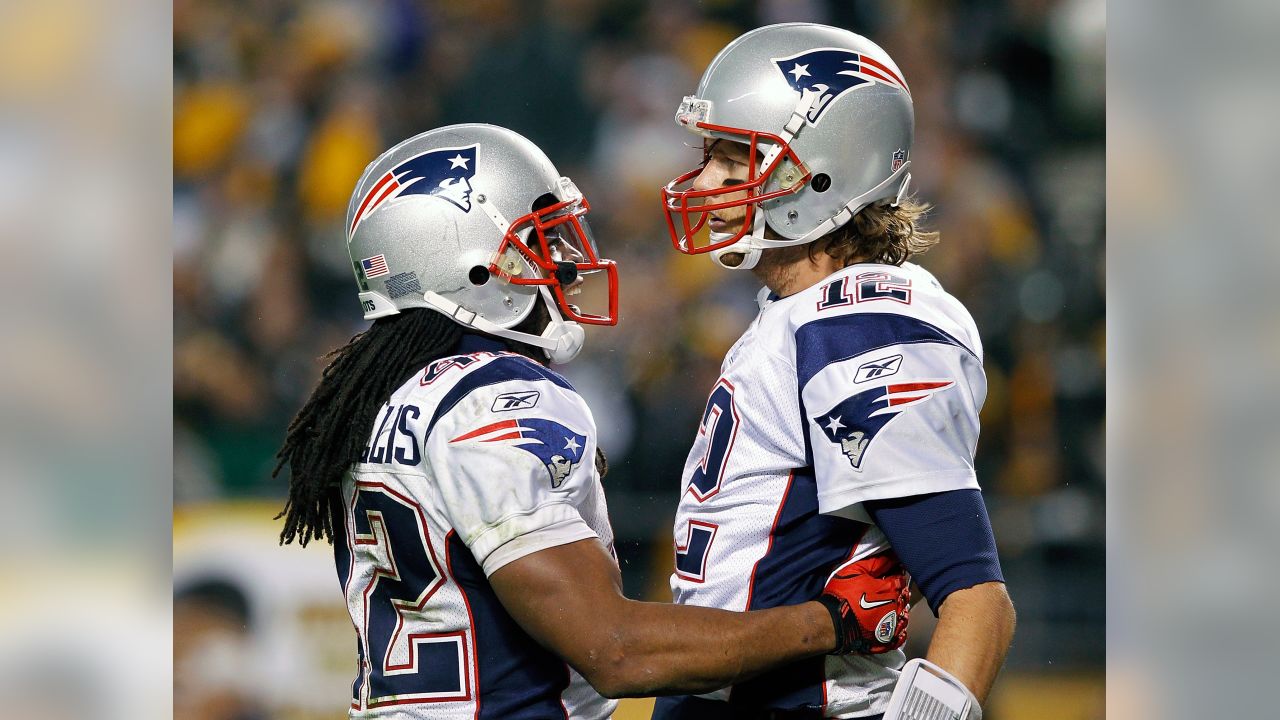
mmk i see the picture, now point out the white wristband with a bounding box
[882,659,982,720]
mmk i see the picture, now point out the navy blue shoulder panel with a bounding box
[424,354,575,438]
[794,313,974,388]
[864,489,1004,614]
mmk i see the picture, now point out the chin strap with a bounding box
[429,183,585,364]
[709,90,815,271]
[709,165,913,270]
[708,88,916,269]
[422,289,585,365]
[790,166,912,245]
[710,233,761,270]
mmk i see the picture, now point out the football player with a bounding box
[656,24,1016,719]
[275,124,914,718]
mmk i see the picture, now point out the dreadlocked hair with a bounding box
[274,302,610,546]
[811,196,939,267]
[274,309,463,546]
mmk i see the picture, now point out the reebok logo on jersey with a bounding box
[491,390,540,412]
[854,354,903,383]
[814,380,954,469]
[450,418,587,488]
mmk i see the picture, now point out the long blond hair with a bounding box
[812,197,939,266]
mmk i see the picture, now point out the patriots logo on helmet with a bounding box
[349,144,479,236]
[814,380,953,469]
[773,48,910,125]
[450,418,588,488]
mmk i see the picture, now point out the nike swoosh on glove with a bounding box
[817,550,912,655]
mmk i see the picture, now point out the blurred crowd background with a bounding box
[174,0,1104,717]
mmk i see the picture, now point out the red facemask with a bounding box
[490,194,619,326]
[660,123,810,255]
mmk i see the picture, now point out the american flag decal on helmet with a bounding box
[360,254,389,279]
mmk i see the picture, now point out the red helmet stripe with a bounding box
[859,55,908,92]
[350,172,397,233]
[855,65,898,89]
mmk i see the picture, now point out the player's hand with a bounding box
[817,551,911,655]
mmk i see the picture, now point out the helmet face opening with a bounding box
[660,122,810,255]
[490,192,619,326]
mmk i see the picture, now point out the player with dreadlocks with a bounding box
[275,124,916,719]
[277,308,457,546]
[275,301,587,546]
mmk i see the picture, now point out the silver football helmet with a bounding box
[661,23,914,270]
[346,124,618,364]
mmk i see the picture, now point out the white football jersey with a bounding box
[333,339,617,719]
[665,262,985,718]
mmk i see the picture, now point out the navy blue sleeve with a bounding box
[863,489,1004,615]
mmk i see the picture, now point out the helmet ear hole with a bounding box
[531,192,558,212]
[468,266,491,286]
[812,173,832,192]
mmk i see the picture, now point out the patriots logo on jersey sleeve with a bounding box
[450,418,587,488]
[773,48,910,125]
[349,144,479,236]
[814,381,953,469]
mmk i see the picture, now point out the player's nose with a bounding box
[691,160,727,194]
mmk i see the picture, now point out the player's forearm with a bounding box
[591,600,835,698]
[924,581,1015,704]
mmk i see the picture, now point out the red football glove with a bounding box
[817,551,911,655]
